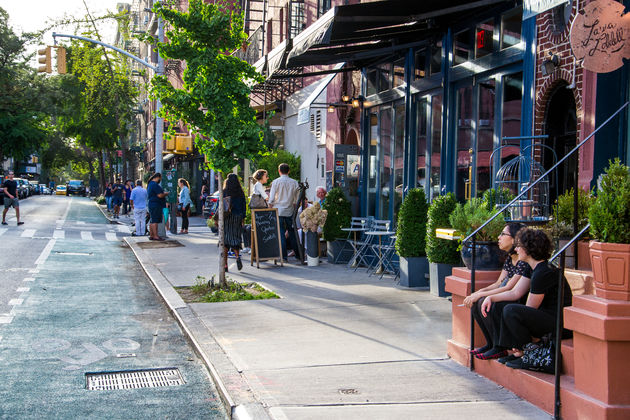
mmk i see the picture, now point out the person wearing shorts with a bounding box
[111,179,124,219]
[2,171,23,226]
[147,172,168,241]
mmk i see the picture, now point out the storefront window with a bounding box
[416,98,428,190]
[501,7,522,49]
[379,63,392,92]
[393,103,405,222]
[455,86,473,201]
[415,49,426,79]
[366,68,378,97]
[477,79,495,196]
[453,29,473,66]
[430,95,443,200]
[393,58,405,88]
[379,108,392,219]
[501,72,523,165]
[430,41,442,75]
[475,19,494,59]
[367,112,378,216]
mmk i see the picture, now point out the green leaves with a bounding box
[426,193,460,264]
[588,158,630,244]
[149,0,265,174]
[322,187,352,241]
[396,188,428,258]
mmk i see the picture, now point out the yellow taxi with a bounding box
[55,185,67,195]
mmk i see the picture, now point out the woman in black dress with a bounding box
[222,174,246,271]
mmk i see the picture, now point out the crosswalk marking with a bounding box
[21,229,36,238]
[8,299,23,306]
[116,225,130,233]
[80,231,94,240]
[16,287,30,293]
[0,315,14,324]
[23,277,35,282]
[0,228,7,237]
[106,232,118,241]
[53,230,65,239]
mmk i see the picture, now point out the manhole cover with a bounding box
[85,368,185,390]
[338,388,359,395]
[137,240,184,249]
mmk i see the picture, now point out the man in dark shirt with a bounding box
[111,178,124,219]
[2,171,23,226]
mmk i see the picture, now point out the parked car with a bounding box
[42,186,52,195]
[202,191,219,219]
[56,185,67,195]
[14,178,29,199]
[28,180,40,195]
[66,180,86,196]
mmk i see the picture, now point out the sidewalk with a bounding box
[123,223,549,420]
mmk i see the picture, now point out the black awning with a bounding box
[284,0,512,68]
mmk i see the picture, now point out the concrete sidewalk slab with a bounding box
[126,231,550,419]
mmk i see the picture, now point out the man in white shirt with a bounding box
[130,180,148,236]
[268,163,299,261]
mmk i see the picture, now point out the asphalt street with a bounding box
[0,195,228,419]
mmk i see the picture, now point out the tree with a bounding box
[148,0,266,286]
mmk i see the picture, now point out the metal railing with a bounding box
[462,101,629,419]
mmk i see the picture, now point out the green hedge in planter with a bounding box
[449,197,505,242]
[322,187,352,241]
[396,188,428,257]
[426,193,460,265]
[588,158,630,244]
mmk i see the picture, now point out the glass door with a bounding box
[415,94,443,201]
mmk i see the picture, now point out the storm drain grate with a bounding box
[86,368,185,390]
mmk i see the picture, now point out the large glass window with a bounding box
[393,103,405,222]
[367,112,378,216]
[415,49,427,79]
[501,7,522,49]
[455,86,474,201]
[416,98,428,190]
[393,58,405,88]
[379,108,392,219]
[430,41,442,75]
[366,69,378,97]
[477,79,495,196]
[475,19,494,59]
[379,63,392,92]
[453,29,473,66]
[430,95,443,200]
[501,72,523,164]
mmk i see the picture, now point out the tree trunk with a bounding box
[217,171,227,288]
[99,150,106,194]
[107,151,114,182]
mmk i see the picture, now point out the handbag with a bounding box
[223,196,232,214]
[520,333,557,374]
[249,193,267,209]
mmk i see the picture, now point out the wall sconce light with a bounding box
[341,94,350,103]
[542,52,560,76]
[351,95,365,108]
[328,105,336,113]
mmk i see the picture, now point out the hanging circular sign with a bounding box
[570,0,630,73]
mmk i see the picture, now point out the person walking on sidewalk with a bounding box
[2,171,23,226]
[130,180,148,236]
[123,180,133,216]
[178,178,192,234]
[147,173,168,241]
[222,173,246,271]
[105,182,113,213]
[268,163,299,261]
[111,179,124,219]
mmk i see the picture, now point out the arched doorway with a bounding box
[543,82,577,202]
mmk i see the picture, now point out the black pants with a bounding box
[181,204,190,230]
[242,224,251,248]
[279,216,297,260]
[498,304,556,350]
[472,298,515,348]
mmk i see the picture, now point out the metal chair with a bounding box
[377,235,400,279]
[335,217,370,264]
[354,219,390,272]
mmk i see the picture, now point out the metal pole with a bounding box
[155,6,165,175]
[554,253,566,420]
[469,233,476,371]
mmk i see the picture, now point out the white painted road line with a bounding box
[0,228,7,237]
[106,232,118,241]
[29,269,39,274]
[116,225,130,233]
[16,287,30,293]
[35,239,56,266]
[8,299,23,306]
[53,230,65,239]
[21,229,36,238]
[0,315,14,324]
[81,231,94,240]
[23,277,35,282]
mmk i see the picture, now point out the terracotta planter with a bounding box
[589,241,630,301]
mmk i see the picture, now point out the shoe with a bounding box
[498,354,519,364]
[228,251,236,259]
[17,222,24,226]
[476,348,509,360]
[1,221,7,225]
[236,257,243,271]
[470,345,491,356]
[506,357,524,369]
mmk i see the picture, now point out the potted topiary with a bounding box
[449,195,506,270]
[322,187,352,263]
[549,187,593,269]
[396,188,429,288]
[426,193,461,297]
[587,158,630,300]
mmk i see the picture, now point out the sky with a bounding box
[1,0,122,66]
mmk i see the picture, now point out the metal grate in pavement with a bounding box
[137,240,184,249]
[86,368,185,390]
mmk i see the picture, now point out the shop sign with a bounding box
[523,0,570,20]
[570,0,630,73]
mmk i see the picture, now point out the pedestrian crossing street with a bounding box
[0,226,130,242]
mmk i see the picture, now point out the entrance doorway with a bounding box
[543,82,577,201]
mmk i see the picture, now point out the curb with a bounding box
[123,237,269,420]
[93,200,123,225]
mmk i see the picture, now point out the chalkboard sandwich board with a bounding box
[251,208,283,268]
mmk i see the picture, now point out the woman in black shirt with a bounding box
[497,229,572,367]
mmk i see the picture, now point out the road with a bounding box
[0,195,228,419]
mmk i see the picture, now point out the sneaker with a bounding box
[227,250,236,259]
[506,357,524,369]
[17,222,24,226]
[236,258,243,271]
[498,354,519,365]
[1,221,7,225]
